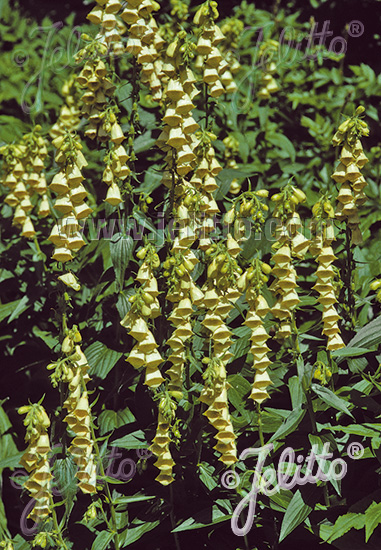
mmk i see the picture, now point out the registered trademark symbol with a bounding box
[347,442,365,459]
[136,448,153,460]
[348,20,364,38]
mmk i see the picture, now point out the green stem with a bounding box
[257,403,265,447]
[290,313,300,357]
[305,389,317,435]
[290,310,319,434]
[167,148,177,221]
[92,427,121,550]
[81,378,121,550]
[344,223,355,327]
[33,236,48,271]
[195,403,206,465]
[50,495,69,550]
[204,82,211,131]
[169,484,181,550]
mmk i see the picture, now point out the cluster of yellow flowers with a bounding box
[197,243,241,465]
[87,0,126,57]
[18,404,52,522]
[122,0,165,102]
[310,198,344,351]
[270,186,309,339]
[164,138,218,253]
[0,541,14,550]
[1,126,49,237]
[164,248,202,398]
[157,38,199,180]
[194,2,238,96]
[48,132,90,262]
[199,357,237,465]
[314,246,344,351]
[239,260,272,403]
[77,26,132,206]
[257,40,279,100]
[225,189,269,242]
[50,75,82,140]
[75,50,120,142]
[150,395,176,485]
[202,243,241,364]
[332,106,369,244]
[102,140,131,206]
[223,134,241,194]
[191,138,223,249]
[49,325,98,494]
[121,244,165,388]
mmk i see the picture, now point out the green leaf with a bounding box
[288,376,305,409]
[198,462,218,491]
[123,519,160,545]
[311,384,354,418]
[279,489,313,542]
[0,115,26,140]
[137,167,162,195]
[365,501,381,542]
[227,374,251,421]
[0,452,23,470]
[215,168,255,199]
[111,430,147,449]
[91,530,114,550]
[229,327,251,360]
[32,327,59,350]
[320,512,366,543]
[308,434,340,494]
[134,132,156,154]
[172,504,231,532]
[110,233,134,290]
[345,317,381,354]
[98,408,136,435]
[7,295,29,323]
[85,341,123,379]
[113,494,155,505]
[266,133,296,162]
[53,456,78,501]
[332,347,373,358]
[0,299,27,324]
[12,534,31,550]
[328,424,381,437]
[269,406,306,442]
[0,406,18,472]
[102,475,126,484]
[132,210,160,242]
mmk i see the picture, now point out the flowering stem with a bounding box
[204,83,212,131]
[81,378,121,550]
[291,312,318,434]
[33,236,48,271]
[50,495,69,550]
[92,429,121,550]
[344,223,356,327]
[305,390,317,435]
[256,403,265,447]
